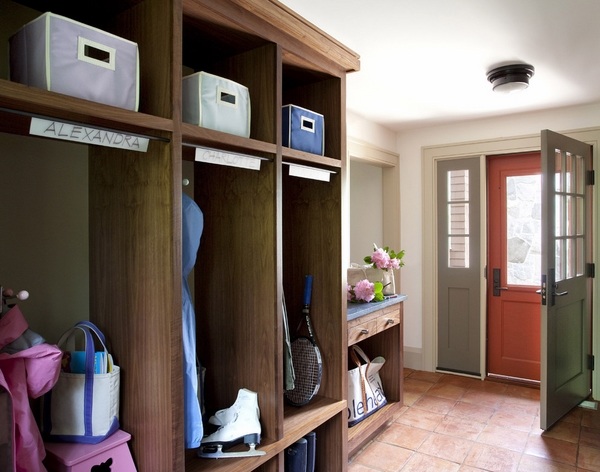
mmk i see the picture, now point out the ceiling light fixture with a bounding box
[487,63,535,93]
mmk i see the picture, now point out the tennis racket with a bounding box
[285,275,323,406]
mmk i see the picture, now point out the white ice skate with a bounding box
[199,388,266,459]
[208,388,260,426]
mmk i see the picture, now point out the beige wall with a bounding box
[349,161,383,265]
[0,133,88,344]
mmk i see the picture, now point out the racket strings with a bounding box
[286,339,322,405]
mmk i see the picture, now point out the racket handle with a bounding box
[303,275,313,306]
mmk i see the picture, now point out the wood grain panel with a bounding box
[89,1,180,470]
[194,160,279,440]
[89,138,178,471]
[112,0,175,119]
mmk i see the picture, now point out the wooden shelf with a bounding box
[182,123,277,158]
[0,80,174,139]
[185,442,275,472]
[284,396,346,440]
[182,397,346,472]
[282,147,342,169]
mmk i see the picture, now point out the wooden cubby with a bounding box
[1,0,359,471]
[346,298,405,457]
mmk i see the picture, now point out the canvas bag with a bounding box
[43,321,120,444]
[347,345,387,427]
[347,263,396,296]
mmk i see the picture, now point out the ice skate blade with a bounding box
[198,443,266,459]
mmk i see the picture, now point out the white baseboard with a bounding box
[403,346,423,371]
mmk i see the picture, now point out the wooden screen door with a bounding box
[487,153,542,382]
[540,129,593,429]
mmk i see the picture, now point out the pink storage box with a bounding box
[44,429,136,472]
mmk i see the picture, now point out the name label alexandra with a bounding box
[30,118,149,152]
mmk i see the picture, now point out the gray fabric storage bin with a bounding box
[182,71,251,138]
[10,12,139,111]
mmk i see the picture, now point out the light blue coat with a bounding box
[182,193,204,448]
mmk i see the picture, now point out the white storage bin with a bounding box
[182,71,251,138]
[282,104,324,155]
[9,12,139,111]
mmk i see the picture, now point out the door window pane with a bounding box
[554,148,586,282]
[448,236,469,268]
[447,170,469,268]
[566,195,575,236]
[576,155,585,194]
[565,152,574,193]
[554,149,563,192]
[555,194,564,237]
[506,175,541,285]
[577,237,584,276]
[449,203,469,234]
[566,238,575,279]
[448,170,469,201]
[555,239,564,281]
[576,196,584,235]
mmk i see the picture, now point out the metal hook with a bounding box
[2,287,29,302]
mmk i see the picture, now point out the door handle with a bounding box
[492,268,508,296]
[553,284,568,297]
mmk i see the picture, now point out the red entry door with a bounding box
[487,152,541,382]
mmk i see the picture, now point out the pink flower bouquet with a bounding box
[347,279,384,303]
[363,244,404,271]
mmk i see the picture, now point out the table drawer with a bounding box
[348,318,378,345]
[377,311,400,332]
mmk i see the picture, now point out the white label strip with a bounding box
[30,117,149,152]
[194,146,261,171]
[287,163,332,182]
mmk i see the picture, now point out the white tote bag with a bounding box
[43,321,120,444]
[347,345,387,427]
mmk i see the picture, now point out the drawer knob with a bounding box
[385,318,394,325]
[360,328,369,334]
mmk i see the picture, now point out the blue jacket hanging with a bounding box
[182,192,204,448]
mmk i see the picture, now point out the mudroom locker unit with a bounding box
[1,0,360,471]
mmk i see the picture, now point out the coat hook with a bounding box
[2,287,29,302]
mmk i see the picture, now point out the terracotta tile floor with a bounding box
[349,369,600,471]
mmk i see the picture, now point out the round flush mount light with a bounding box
[487,63,535,93]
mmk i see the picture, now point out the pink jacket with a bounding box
[0,305,62,472]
